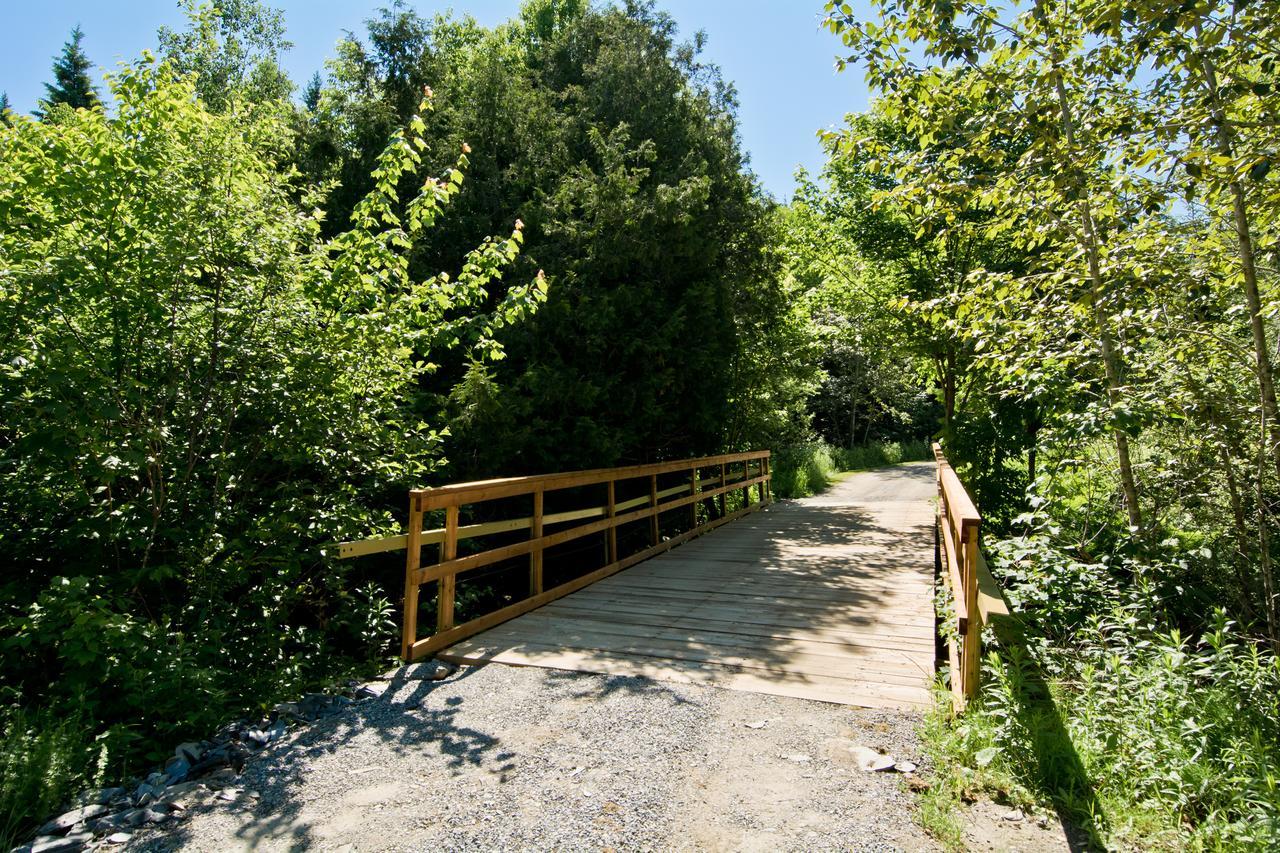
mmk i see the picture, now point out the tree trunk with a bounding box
[1196,44,1280,485]
[1043,45,1143,532]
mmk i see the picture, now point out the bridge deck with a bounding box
[439,462,938,709]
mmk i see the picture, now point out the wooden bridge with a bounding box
[337,448,1006,712]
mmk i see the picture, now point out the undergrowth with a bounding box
[770,440,931,498]
[919,536,1280,850]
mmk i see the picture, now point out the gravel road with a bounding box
[132,663,939,852]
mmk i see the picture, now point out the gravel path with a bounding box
[131,663,939,852]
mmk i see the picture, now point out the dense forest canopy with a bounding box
[2,0,1279,848]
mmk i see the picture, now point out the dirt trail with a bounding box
[133,664,938,851]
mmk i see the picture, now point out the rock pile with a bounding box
[10,661,455,853]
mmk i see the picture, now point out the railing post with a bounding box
[690,467,699,529]
[437,504,459,632]
[649,474,659,546]
[718,463,727,517]
[401,494,424,661]
[962,520,981,699]
[763,455,771,504]
[606,479,617,564]
[529,488,544,596]
[741,460,750,509]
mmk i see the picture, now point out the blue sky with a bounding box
[1,1,874,201]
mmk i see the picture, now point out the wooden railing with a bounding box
[336,451,772,662]
[933,442,1009,710]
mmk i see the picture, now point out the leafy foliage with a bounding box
[817,0,1280,846]
[0,54,542,843]
[295,1,797,471]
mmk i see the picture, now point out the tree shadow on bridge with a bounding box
[441,462,942,709]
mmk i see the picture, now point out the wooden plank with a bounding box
[438,641,930,709]
[648,474,660,546]
[400,496,424,660]
[486,611,934,679]
[529,489,543,596]
[537,594,931,653]
[589,576,936,619]
[414,450,770,510]
[606,480,617,564]
[437,505,459,632]
[540,596,936,652]
[407,502,763,660]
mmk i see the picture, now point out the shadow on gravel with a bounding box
[146,664,513,852]
[541,669,696,705]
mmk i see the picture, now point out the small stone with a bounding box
[1036,815,1050,829]
[145,772,166,787]
[216,789,240,802]
[355,683,386,700]
[906,776,932,793]
[743,720,768,729]
[89,808,147,831]
[37,804,110,836]
[404,698,422,711]
[105,833,130,845]
[31,832,91,853]
[156,781,204,802]
[200,767,238,789]
[849,746,896,772]
[71,787,125,807]
[175,742,203,763]
[1003,808,1025,822]
[164,755,191,783]
[142,807,170,825]
[782,753,811,763]
[245,728,270,747]
[272,701,302,718]
[895,760,918,774]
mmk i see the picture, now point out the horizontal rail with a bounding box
[334,481,699,559]
[412,450,769,510]
[414,474,769,585]
[368,451,772,662]
[933,442,1010,712]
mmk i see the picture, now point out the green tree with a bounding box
[38,25,99,115]
[299,1,784,474]
[0,56,543,824]
[157,0,293,110]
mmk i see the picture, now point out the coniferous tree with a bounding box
[38,26,99,115]
[0,92,12,125]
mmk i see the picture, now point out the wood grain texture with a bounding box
[441,462,939,710]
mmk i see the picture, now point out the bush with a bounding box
[0,59,542,842]
[770,440,932,499]
[924,535,1280,849]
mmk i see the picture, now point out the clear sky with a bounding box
[0,1,873,200]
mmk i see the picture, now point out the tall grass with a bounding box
[0,707,114,849]
[770,440,932,499]
[922,594,1280,848]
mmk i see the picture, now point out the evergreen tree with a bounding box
[38,26,99,114]
[301,71,322,111]
[0,92,12,125]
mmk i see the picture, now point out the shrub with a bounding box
[770,440,932,499]
[0,57,543,842]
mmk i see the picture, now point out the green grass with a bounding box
[915,616,1280,850]
[770,440,932,499]
[0,706,115,849]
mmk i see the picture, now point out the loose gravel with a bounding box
[130,664,940,851]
